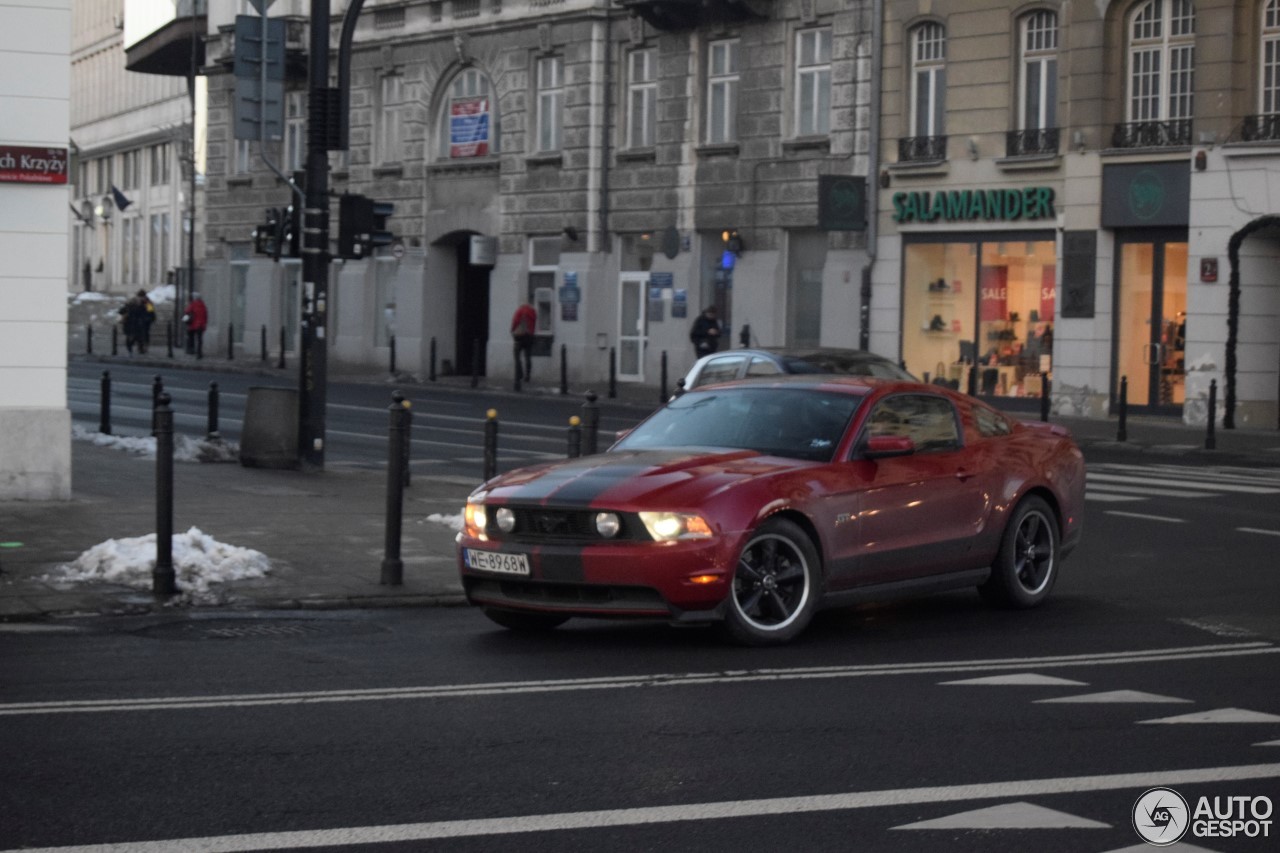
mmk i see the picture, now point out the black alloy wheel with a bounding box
[723,517,820,645]
[980,495,1060,608]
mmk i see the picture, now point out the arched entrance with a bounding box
[1225,215,1280,428]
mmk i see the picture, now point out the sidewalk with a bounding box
[4,353,1278,623]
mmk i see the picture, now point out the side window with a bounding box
[973,404,1013,437]
[694,355,745,387]
[745,356,782,377]
[865,394,961,451]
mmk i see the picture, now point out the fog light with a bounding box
[495,508,515,532]
[595,512,621,538]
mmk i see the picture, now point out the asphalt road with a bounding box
[3,458,1279,852]
[67,362,654,478]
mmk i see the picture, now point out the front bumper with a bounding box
[457,535,735,619]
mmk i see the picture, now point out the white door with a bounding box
[618,272,649,381]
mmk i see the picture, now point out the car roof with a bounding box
[707,347,896,362]
[685,373,919,395]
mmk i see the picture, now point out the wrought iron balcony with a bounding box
[1005,127,1060,157]
[898,135,948,163]
[1110,119,1192,149]
[1241,114,1280,142]
[616,0,770,32]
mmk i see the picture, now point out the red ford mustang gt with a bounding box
[457,376,1085,645]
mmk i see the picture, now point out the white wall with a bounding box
[0,0,72,499]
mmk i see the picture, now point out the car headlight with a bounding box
[495,507,516,532]
[595,512,621,538]
[464,501,488,539]
[639,511,713,541]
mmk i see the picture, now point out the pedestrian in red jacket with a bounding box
[184,293,208,359]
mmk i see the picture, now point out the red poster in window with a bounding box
[1040,266,1056,321]
[979,266,1008,321]
[449,98,490,158]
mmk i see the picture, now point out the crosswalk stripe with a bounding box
[1090,464,1280,486]
[1086,483,1217,498]
[1086,472,1280,494]
[1085,492,1145,503]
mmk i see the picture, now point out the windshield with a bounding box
[614,387,864,462]
[780,353,916,380]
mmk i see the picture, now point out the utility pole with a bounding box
[297,0,331,469]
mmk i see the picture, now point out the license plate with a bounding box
[464,549,530,576]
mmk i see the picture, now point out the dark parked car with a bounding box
[457,376,1085,645]
[680,347,916,393]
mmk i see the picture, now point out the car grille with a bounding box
[464,577,669,614]
[491,507,643,544]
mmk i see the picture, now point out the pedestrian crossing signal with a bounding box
[338,193,396,260]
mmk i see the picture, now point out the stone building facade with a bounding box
[875,0,1280,426]
[198,0,877,387]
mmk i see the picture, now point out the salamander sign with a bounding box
[0,146,69,184]
[892,186,1055,224]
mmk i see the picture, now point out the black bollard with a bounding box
[1117,375,1129,442]
[151,375,163,436]
[673,378,686,398]
[608,347,617,399]
[99,370,111,435]
[739,323,751,348]
[471,338,481,389]
[166,320,174,358]
[567,415,582,458]
[1206,379,1217,450]
[278,326,286,369]
[111,325,118,356]
[582,391,600,455]
[483,408,498,481]
[389,334,397,375]
[153,392,176,597]
[1039,372,1050,422]
[227,322,234,361]
[260,324,267,363]
[86,325,93,354]
[381,392,409,586]
[559,343,568,395]
[660,351,668,403]
[429,337,437,381]
[207,381,220,440]
[402,399,412,488]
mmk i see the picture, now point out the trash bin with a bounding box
[239,386,299,469]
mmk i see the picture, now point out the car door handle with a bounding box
[955,469,975,481]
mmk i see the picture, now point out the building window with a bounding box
[121,216,141,285]
[910,23,945,139]
[1118,0,1195,146]
[284,91,306,172]
[706,39,738,144]
[121,149,140,190]
[232,139,251,174]
[230,249,249,345]
[795,28,832,136]
[1262,1,1280,115]
[1009,11,1059,156]
[378,74,405,164]
[150,143,170,186]
[97,156,113,196]
[536,55,563,152]
[627,49,656,148]
[149,212,171,284]
[439,68,495,159]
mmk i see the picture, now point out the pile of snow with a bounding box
[49,527,271,603]
[69,291,115,304]
[427,512,465,532]
[147,284,176,305]
[72,424,238,463]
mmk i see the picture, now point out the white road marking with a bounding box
[1086,483,1218,498]
[1139,707,1280,725]
[1085,492,1147,503]
[892,801,1110,830]
[0,642,1272,717]
[1104,510,1186,523]
[1034,690,1192,704]
[1255,740,1280,747]
[1238,527,1280,537]
[939,674,1087,686]
[7,764,1277,852]
[1176,618,1259,638]
[1086,472,1280,494]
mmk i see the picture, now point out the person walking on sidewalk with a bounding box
[183,292,208,359]
[510,297,537,382]
[689,305,723,358]
[119,290,152,355]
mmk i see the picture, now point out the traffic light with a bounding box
[282,202,301,259]
[337,193,396,260]
[253,207,282,257]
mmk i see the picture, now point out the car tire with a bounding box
[482,608,570,632]
[979,495,1060,609]
[722,517,821,646]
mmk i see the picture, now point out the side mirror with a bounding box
[862,435,915,459]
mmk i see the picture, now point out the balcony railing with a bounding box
[1005,127,1060,157]
[1111,119,1192,149]
[1241,114,1280,143]
[898,135,948,163]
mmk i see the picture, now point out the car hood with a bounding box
[477,449,808,509]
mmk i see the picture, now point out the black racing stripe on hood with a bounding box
[493,451,697,506]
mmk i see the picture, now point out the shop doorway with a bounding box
[618,272,649,381]
[455,240,491,376]
[1114,231,1188,413]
